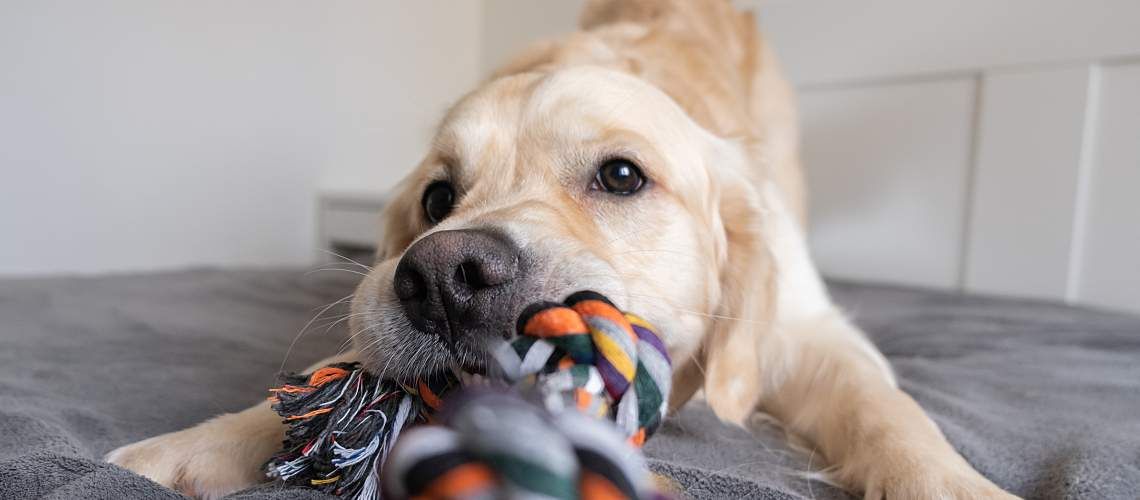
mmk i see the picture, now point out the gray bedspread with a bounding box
[1,268,1138,499]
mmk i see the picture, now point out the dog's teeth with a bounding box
[458,372,487,386]
[455,369,491,387]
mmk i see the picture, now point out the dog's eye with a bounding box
[422,181,455,223]
[594,159,645,195]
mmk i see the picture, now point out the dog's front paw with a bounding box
[859,458,1019,500]
[105,410,283,500]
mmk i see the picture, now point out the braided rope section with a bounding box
[266,290,672,499]
[494,291,672,446]
[266,364,455,499]
[382,391,666,500]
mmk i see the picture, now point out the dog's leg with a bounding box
[763,313,1015,499]
[105,352,358,499]
[702,184,1016,499]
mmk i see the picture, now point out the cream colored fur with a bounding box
[107,1,1016,498]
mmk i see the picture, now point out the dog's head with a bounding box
[350,66,772,415]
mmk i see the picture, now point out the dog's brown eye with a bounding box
[595,159,645,195]
[422,181,455,224]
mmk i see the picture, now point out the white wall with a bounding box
[481,0,581,74]
[321,2,481,196]
[0,1,480,275]
[749,0,1140,313]
[480,1,1140,313]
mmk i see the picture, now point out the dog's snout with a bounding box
[393,229,520,342]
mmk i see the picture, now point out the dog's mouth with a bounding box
[369,316,503,382]
[429,352,493,388]
[438,323,506,373]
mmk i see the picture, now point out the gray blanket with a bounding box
[1,268,1138,499]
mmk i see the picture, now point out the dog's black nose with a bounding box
[393,229,520,343]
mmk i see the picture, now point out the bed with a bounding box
[1,267,1138,499]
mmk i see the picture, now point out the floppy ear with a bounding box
[694,138,777,425]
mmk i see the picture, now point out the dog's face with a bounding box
[350,66,760,383]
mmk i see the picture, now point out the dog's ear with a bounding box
[694,137,777,425]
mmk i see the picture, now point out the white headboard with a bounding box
[479,0,1140,313]
[753,0,1140,313]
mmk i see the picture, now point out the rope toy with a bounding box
[382,390,665,500]
[266,366,456,499]
[266,290,671,499]
[494,291,671,445]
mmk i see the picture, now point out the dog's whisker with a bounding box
[623,290,770,326]
[319,248,375,272]
[551,270,766,324]
[279,293,354,373]
[598,224,658,249]
[807,447,818,500]
[319,314,373,345]
[315,311,371,333]
[548,271,759,323]
[685,349,709,379]
[304,267,371,278]
[340,310,391,347]
[609,248,706,260]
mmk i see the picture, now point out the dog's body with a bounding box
[108,1,1014,498]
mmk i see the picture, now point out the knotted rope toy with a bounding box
[494,291,671,445]
[266,291,671,499]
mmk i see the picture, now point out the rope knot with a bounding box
[495,291,672,445]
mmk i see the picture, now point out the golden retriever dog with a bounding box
[108,1,1015,498]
